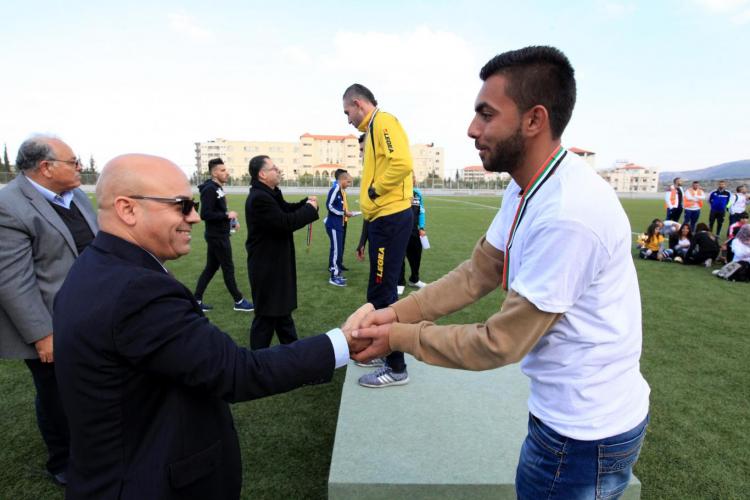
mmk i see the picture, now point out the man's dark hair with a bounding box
[673,177,681,185]
[343,84,378,106]
[16,135,55,172]
[479,46,576,139]
[207,158,224,170]
[334,168,348,181]
[740,212,749,220]
[737,185,746,193]
[249,155,270,181]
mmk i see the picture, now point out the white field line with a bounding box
[430,197,500,210]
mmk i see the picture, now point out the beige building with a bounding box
[462,166,510,184]
[195,135,444,182]
[411,143,445,182]
[569,147,596,168]
[599,163,659,192]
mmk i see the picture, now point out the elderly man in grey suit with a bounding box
[0,134,98,486]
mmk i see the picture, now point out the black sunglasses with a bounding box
[130,196,199,215]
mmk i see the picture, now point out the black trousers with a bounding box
[398,231,423,285]
[250,314,298,350]
[367,208,412,373]
[709,211,726,235]
[666,207,683,222]
[194,235,243,302]
[25,359,69,474]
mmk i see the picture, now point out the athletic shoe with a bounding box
[340,264,350,271]
[704,258,713,268]
[397,285,405,295]
[233,298,254,312]
[329,276,347,287]
[358,365,409,388]
[674,256,683,263]
[355,357,385,368]
[197,300,213,312]
[407,280,426,288]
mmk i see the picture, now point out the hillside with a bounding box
[660,159,750,183]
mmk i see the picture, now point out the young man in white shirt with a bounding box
[348,46,650,499]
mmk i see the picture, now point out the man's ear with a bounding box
[113,196,138,226]
[523,105,549,138]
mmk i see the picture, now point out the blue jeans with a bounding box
[515,413,649,500]
[683,209,700,232]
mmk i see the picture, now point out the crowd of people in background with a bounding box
[637,177,750,281]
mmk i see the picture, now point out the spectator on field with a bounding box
[397,172,428,295]
[637,222,672,261]
[659,219,681,238]
[683,181,706,233]
[664,177,684,222]
[685,222,720,267]
[727,185,748,234]
[707,180,731,236]
[669,223,693,262]
[730,225,750,264]
[723,212,748,262]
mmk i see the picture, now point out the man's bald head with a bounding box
[97,154,185,210]
[96,154,200,262]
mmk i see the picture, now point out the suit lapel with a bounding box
[17,175,78,255]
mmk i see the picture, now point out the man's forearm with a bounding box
[389,290,561,371]
[391,236,504,324]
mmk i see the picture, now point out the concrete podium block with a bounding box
[328,355,641,499]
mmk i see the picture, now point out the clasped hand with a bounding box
[341,303,396,363]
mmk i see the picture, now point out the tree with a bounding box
[88,155,96,172]
[2,143,9,172]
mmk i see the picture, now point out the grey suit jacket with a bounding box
[0,174,98,358]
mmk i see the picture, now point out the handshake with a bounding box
[340,303,396,363]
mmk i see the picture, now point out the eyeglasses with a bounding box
[47,157,83,168]
[129,196,199,215]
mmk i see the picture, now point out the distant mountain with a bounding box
[659,160,750,183]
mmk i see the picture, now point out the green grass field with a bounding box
[0,194,747,499]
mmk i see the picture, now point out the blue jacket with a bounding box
[325,181,346,230]
[709,189,731,212]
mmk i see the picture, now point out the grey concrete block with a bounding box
[328,354,640,499]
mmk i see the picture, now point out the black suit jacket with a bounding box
[245,181,319,316]
[53,232,335,500]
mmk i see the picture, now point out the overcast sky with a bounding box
[1,0,748,177]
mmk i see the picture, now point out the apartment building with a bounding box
[600,163,659,192]
[195,135,444,182]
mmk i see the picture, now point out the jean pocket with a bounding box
[597,422,647,499]
[528,414,565,456]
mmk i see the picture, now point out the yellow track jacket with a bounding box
[358,109,413,221]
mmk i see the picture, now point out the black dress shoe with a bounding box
[51,471,67,486]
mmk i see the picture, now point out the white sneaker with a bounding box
[407,280,426,288]
[704,258,713,268]
[397,285,405,295]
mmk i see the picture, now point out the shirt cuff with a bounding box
[325,328,350,368]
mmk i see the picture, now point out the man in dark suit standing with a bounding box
[0,135,98,486]
[53,154,370,499]
[245,155,319,350]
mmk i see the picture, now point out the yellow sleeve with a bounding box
[372,113,412,195]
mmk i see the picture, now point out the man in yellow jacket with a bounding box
[343,83,413,387]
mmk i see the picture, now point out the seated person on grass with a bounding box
[637,222,672,261]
